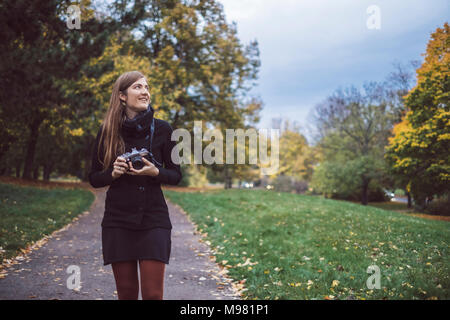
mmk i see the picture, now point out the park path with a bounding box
[0,187,240,300]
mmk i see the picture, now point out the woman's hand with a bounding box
[127,157,160,177]
[111,156,130,179]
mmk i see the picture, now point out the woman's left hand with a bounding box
[127,157,160,177]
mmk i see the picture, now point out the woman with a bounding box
[88,71,182,300]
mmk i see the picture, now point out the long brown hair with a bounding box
[98,71,146,170]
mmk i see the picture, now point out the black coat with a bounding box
[88,105,182,230]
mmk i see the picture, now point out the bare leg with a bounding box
[139,259,166,300]
[111,260,139,300]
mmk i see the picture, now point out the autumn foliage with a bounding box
[386,23,450,206]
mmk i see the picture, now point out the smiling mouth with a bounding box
[138,98,148,103]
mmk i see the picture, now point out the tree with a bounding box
[385,23,450,207]
[66,34,156,181]
[385,60,421,123]
[0,0,262,184]
[0,0,116,179]
[109,0,262,187]
[277,119,317,182]
[109,0,260,129]
[312,82,395,204]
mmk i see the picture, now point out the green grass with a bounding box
[0,183,95,262]
[368,202,411,212]
[164,189,450,300]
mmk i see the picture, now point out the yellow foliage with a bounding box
[437,133,450,141]
[69,128,84,136]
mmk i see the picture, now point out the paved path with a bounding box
[0,188,240,300]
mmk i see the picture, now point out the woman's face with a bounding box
[120,77,150,116]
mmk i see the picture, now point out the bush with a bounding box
[310,160,389,202]
[367,184,390,202]
[293,180,308,193]
[423,194,450,216]
[272,175,308,194]
[179,164,209,187]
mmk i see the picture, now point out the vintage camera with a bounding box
[120,147,162,170]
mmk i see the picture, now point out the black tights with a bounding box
[111,259,166,300]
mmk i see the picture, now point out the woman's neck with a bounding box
[125,109,139,120]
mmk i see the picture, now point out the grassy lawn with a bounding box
[0,183,95,262]
[368,202,411,212]
[164,189,450,300]
[368,202,450,222]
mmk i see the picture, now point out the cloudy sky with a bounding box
[218,0,449,133]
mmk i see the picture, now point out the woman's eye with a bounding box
[134,84,148,90]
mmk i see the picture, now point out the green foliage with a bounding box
[311,161,358,199]
[179,164,209,187]
[272,175,308,194]
[423,195,450,216]
[110,0,261,129]
[311,156,388,202]
[312,82,401,204]
[278,120,316,181]
[0,0,116,178]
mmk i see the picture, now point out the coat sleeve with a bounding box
[151,123,182,185]
[88,127,114,188]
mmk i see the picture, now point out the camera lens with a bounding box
[132,158,144,170]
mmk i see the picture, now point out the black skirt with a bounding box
[102,227,171,265]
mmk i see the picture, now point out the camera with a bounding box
[120,147,162,170]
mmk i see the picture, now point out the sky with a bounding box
[218,0,449,134]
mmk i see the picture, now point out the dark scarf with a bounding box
[121,104,154,139]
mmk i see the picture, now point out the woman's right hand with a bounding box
[112,156,129,179]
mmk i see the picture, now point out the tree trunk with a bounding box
[43,162,54,181]
[15,162,21,177]
[224,166,232,189]
[82,137,94,182]
[22,118,42,179]
[33,165,39,180]
[406,192,412,208]
[224,166,228,189]
[361,178,369,205]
